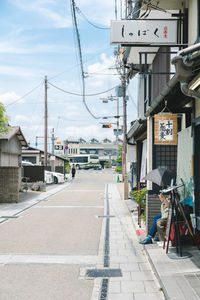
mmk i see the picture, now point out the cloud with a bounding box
[86,53,120,90]
[14,115,30,122]
[0,91,25,105]
[10,0,71,28]
[0,41,72,55]
[58,124,114,141]
[0,65,36,77]
[75,0,115,26]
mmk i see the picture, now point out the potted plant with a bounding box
[132,188,147,225]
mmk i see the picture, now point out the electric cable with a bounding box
[76,6,110,30]
[48,81,118,97]
[4,82,43,107]
[127,0,153,19]
[70,0,101,119]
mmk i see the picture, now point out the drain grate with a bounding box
[100,279,109,300]
[86,268,122,278]
[1,216,19,219]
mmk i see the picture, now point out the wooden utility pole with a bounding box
[44,75,48,167]
[51,128,55,172]
[122,64,129,200]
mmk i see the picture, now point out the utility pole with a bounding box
[44,75,48,167]
[51,128,55,172]
[116,97,119,147]
[122,64,129,200]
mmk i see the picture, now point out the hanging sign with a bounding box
[154,113,178,145]
[110,19,177,45]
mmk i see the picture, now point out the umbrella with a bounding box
[142,168,175,187]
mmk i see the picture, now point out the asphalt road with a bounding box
[0,170,116,300]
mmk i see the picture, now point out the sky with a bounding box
[0,0,138,150]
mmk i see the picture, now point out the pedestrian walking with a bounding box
[71,164,76,179]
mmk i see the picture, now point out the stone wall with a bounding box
[146,193,161,233]
[0,167,19,203]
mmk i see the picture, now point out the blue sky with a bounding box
[0,0,138,149]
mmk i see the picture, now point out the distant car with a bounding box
[93,164,102,170]
[52,172,65,184]
[45,170,54,184]
[22,161,34,166]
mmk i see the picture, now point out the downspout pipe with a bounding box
[178,42,200,56]
[145,74,180,117]
[171,55,200,99]
[145,52,200,117]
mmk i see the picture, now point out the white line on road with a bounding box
[0,254,99,266]
[34,206,104,209]
[67,190,103,192]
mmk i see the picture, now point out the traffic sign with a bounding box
[55,144,63,150]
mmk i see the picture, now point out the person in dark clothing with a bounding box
[71,164,76,179]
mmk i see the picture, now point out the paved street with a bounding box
[0,170,164,300]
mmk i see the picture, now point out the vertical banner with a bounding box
[154,113,178,145]
[140,139,147,182]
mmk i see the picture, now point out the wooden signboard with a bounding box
[154,113,178,145]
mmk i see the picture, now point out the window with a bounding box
[80,149,88,154]
[88,149,98,154]
[153,145,177,173]
[22,156,36,164]
[90,155,98,160]
[71,156,88,163]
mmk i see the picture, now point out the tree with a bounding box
[0,103,9,133]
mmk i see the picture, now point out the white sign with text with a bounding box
[110,19,177,45]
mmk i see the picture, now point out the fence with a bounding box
[23,166,45,182]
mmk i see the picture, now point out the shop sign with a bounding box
[110,19,177,45]
[154,114,177,145]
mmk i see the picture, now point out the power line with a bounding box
[4,82,43,107]
[48,81,118,97]
[70,0,101,120]
[76,6,110,30]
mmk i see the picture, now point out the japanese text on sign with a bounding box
[110,20,177,45]
[159,120,173,141]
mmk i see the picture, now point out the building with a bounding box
[22,146,68,174]
[119,0,200,235]
[65,138,122,168]
[0,126,28,203]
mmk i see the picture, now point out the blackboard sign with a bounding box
[165,206,172,239]
[163,205,172,253]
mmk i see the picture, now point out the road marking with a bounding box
[0,254,99,266]
[0,216,19,219]
[34,206,104,209]
[97,215,115,218]
[67,190,103,192]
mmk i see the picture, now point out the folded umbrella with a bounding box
[142,168,175,187]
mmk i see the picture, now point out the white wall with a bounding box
[188,0,198,45]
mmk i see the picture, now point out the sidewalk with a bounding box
[117,183,200,300]
[0,180,72,224]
